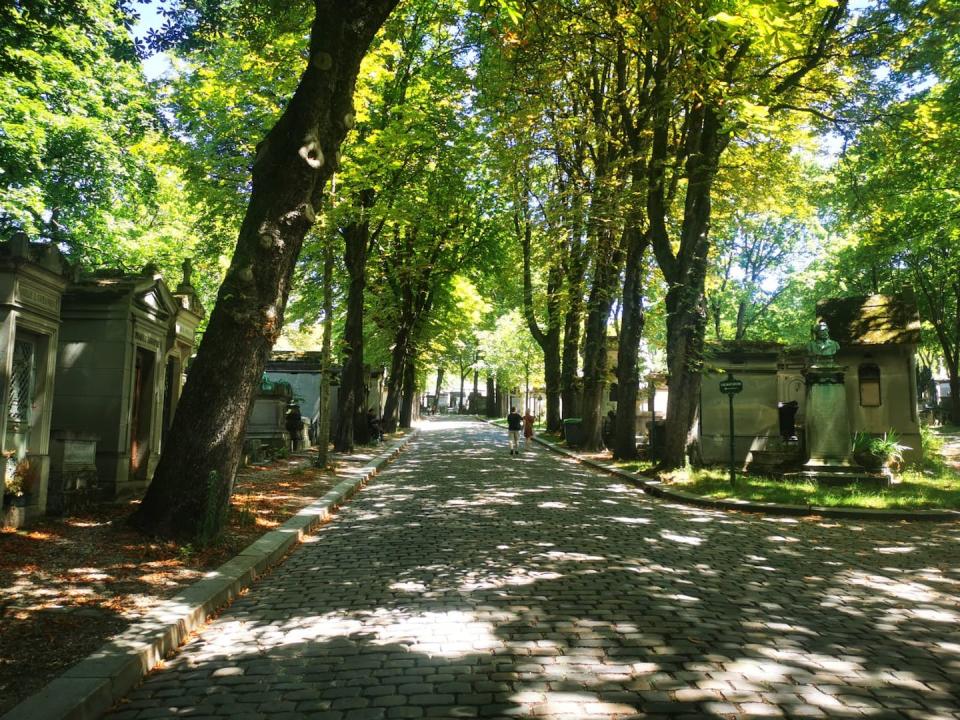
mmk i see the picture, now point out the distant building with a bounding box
[699,294,922,468]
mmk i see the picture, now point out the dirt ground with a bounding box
[0,449,353,715]
[937,425,960,470]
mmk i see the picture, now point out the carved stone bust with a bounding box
[806,320,840,361]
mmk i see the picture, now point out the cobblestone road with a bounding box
[110,418,960,719]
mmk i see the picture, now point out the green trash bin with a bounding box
[563,418,583,448]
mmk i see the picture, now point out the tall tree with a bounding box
[133,0,400,542]
[634,0,849,466]
[334,188,376,452]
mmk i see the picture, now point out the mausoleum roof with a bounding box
[267,350,324,373]
[816,294,921,346]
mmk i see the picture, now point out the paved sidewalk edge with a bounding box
[481,418,958,523]
[1,431,419,720]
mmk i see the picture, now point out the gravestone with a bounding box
[46,431,99,514]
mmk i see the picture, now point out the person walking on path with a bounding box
[285,402,303,451]
[507,406,523,456]
[523,409,535,449]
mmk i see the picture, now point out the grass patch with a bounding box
[612,459,657,475]
[661,466,960,509]
[538,430,564,443]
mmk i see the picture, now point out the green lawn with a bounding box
[510,419,960,510]
[659,466,960,510]
[612,459,657,475]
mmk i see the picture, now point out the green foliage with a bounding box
[0,0,151,244]
[0,0,215,311]
[176,543,196,561]
[919,424,949,475]
[477,310,543,391]
[160,21,305,261]
[666,466,960,510]
[852,429,911,468]
[827,4,960,410]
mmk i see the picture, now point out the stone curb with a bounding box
[482,418,959,523]
[1,431,419,720]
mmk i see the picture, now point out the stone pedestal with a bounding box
[747,440,802,475]
[797,364,887,487]
[805,366,854,467]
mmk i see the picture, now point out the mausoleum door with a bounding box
[5,332,37,461]
[130,348,155,482]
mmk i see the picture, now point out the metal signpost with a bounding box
[719,373,743,486]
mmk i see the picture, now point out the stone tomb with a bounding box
[816,294,922,461]
[0,235,70,528]
[50,264,203,499]
[699,294,922,477]
[700,342,788,469]
[244,377,294,461]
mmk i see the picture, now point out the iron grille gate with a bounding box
[8,338,35,428]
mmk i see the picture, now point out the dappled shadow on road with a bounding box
[112,418,960,719]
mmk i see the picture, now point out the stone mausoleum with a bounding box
[699,294,922,470]
[0,235,70,527]
[51,263,204,500]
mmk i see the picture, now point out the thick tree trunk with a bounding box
[458,368,466,414]
[381,327,408,432]
[613,226,648,460]
[560,225,587,422]
[433,366,444,414]
[949,366,960,425]
[315,231,335,468]
[648,97,722,469]
[485,374,496,416]
[520,215,563,432]
[131,0,399,542]
[561,307,582,421]
[580,229,623,452]
[399,355,416,428]
[472,361,479,413]
[543,347,561,429]
[335,197,374,451]
[662,279,708,467]
[660,102,719,466]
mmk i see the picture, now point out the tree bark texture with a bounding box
[613,225,648,460]
[560,224,588,422]
[520,214,563,432]
[647,90,729,468]
[315,231,336,468]
[380,227,436,431]
[652,103,721,468]
[132,0,399,542]
[399,354,416,428]
[381,344,406,433]
[485,374,497,416]
[335,192,375,452]
[434,366,445,415]
[580,227,624,452]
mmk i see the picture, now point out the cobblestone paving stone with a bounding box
[109,418,960,719]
